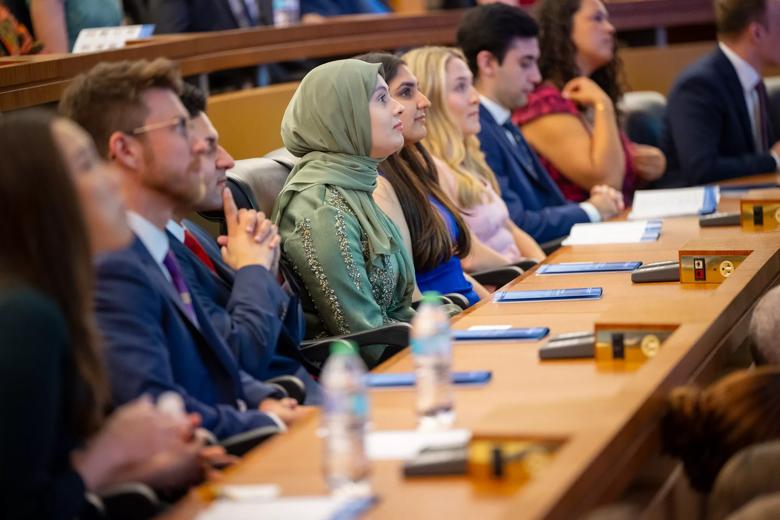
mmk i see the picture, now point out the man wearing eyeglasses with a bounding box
[59,58,305,441]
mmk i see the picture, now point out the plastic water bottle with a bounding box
[321,340,371,496]
[411,291,454,429]
[273,0,300,27]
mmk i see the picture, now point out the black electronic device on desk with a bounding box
[538,331,595,360]
[699,212,740,227]
[631,261,680,283]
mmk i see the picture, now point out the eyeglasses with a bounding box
[130,116,192,139]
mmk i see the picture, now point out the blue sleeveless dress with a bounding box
[415,198,479,307]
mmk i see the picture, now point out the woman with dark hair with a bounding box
[513,0,666,203]
[0,111,207,520]
[356,52,487,306]
[662,367,780,494]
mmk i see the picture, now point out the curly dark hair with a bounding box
[536,0,625,116]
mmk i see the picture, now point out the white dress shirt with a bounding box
[479,95,601,222]
[166,219,186,244]
[127,211,172,282]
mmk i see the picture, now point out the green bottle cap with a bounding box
[330,339,357,355]
[421,291,441,304]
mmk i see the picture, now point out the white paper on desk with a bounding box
[468,325,512,331]
[628,187,719,219]
[366,429,471,460]
[562,220,654,245]
[197,496,355,520]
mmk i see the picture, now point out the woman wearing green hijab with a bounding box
[272,59,416,366]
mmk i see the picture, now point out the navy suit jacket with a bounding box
[95,237,282,440]
[661,47,777,187]
[150,0,272,33]
[477,104,589,243]
[172,223,304,379]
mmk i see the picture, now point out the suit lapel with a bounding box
[138,236,244,391]
[480,104,541,184]
[715,49,756,150]
[131,238,201,332]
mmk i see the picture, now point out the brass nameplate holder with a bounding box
[594,324,677,364]
[678,249,751,284]
[740,189,780,231]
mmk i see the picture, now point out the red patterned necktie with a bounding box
[183,229,217,275]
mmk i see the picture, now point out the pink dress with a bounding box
[437,162,521,263]
[513,83,637,205]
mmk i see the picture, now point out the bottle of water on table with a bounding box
[322,340,371,497]
[412,291,454,430]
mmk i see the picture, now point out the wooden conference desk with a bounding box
[162,175,780,520]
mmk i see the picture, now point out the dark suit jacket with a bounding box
[477,104,589,243]
[171,224,304,379]
[661,47,777,187]
[149,0,272,33]
[95,237,282,440]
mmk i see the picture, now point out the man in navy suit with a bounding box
[456,4,623,243]
[661,0,780,187]
[59,58,304,440]
[167,85,319,400]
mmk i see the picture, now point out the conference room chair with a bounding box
[708,440,780,520]
[620,90,667,148]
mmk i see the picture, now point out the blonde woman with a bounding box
[403,46,545,271]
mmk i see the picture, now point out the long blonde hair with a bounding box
[402,46,500,209]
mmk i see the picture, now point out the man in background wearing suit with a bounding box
[149,0,273,33]
[456,4,623,244]
[59,58,304,440]
[662,0,780,187]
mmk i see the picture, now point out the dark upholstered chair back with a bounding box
[227,151,299,215]
[621,91,667,148]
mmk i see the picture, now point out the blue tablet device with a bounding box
[494,287,603,302]
[536,262,642,275]
[452,327,549,341]
[365,371,492,388]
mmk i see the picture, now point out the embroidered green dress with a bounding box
[272,60,416,365]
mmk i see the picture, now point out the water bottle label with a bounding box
[411,338,425,355]
[411,335,451,357]
[352,393,369,420]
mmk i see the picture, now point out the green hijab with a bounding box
[272,59,402,258]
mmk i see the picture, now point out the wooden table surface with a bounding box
[160,175,780,520]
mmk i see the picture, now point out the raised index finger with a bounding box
[222,187,238,233]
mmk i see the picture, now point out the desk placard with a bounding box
[72,24,155,54]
